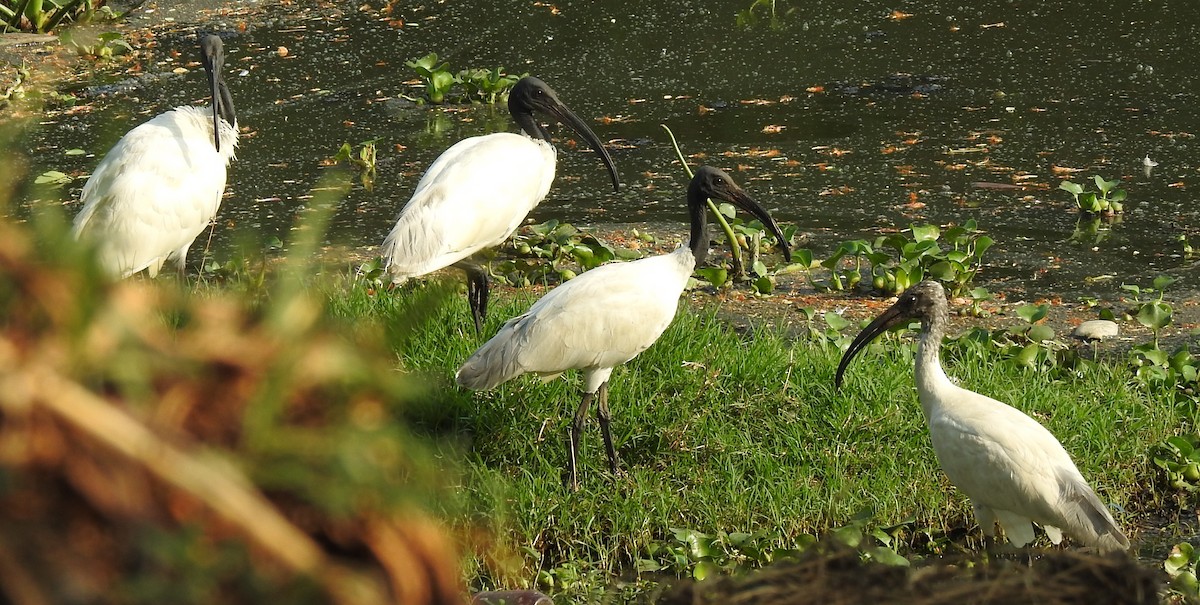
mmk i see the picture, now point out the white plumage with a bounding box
[836,280,1129,552]
[458,166,792,489]
[381,133,556,280]
[381,76,619,333]
[72,35,238,279]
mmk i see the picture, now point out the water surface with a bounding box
[17,0,1200,298]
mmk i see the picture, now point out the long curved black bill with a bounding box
[547,102,621,193]
[726,189,793,262]
[834,303,910,389]
[199,35,225,152]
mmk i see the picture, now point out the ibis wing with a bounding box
[382,133,556,281]
[456,253,691,390]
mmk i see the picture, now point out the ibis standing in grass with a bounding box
[835,280,1129,552]
[456,166,791,489]
[72,34,238,278]
[380,76,620,334]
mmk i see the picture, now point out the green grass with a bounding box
[321,276,1180,598]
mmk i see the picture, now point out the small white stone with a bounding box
[1074,320,1119,340]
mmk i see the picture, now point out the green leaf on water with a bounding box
[1059,180,1084,196]
[1153,275,1176,292]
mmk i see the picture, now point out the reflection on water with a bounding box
[16,0,1200,298]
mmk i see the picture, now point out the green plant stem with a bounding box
[661,124,744,278]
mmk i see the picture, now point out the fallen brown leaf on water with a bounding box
[761,125,786,134]
[805,86,825,93]
[779,95,797,103]
[1051,165,1084,175]
[698,105,714,114]
[881,145,904,154]
[740,98,775,106]
[889,10,914,20]
[894,165,916,176]
[596,115,635,124]
[1169,181,1186,188]
[980,22,1005,28]
[819,185,855,196]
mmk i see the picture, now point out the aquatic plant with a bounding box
[1,0,122,33]
[328,139,377,190]
[1151,435,1200,493]
[1165,542,1200,600]
[735,0,792,28]
[1059,176,1126,215]
[405,53,456,104]
[404,53,524,105]
[492,219,640,286]
[60,29,131,59]
[815,221,993,297]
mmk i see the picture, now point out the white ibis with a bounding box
[835,280,1129,552]
[380,76,620,334]
[72,34,238,278]
[456,166,791,489]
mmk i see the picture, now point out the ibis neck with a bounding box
[513,112,551,142]
[913,308,950,419]
[686,184,709,266]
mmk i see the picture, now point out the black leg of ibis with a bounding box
[568,391,595,491]
[595,382,619,475]
[459,262,489,334]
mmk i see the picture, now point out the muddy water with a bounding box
[15,0,1200,298]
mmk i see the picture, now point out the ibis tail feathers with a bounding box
[455,312,534,390]
[1056,468,1130,552]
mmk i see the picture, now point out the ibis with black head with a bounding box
[456,166,791,489]
[835,280,1129,552]
[380,76,620,334]
[72,34,238,278]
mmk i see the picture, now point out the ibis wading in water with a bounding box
[456,167,791,489]
[380,76,620,333]
[72,34,238,278]
[835,280,1129,552]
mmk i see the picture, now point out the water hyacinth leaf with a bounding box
[718,202,736,219]
[1059,180,1084,196]
[1111,189,1127,202]
[1016,303,1049,323]
[752,275,774,293]
[1166,543,1195,575]
[973,235,994,257]
[910,224,939,242]
[866,546,911,567]
[692,560,721,581]
[927,260,955,281]
[793,248,814,268]
[695,267,728,288]
[752,259,768,277]
[1153,275,1176,291]
[1014,343,1041,368]
[1027,324,1055,343]
[824,311,850,332]
[35,170,72,186]
[1138,301,1172,331]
